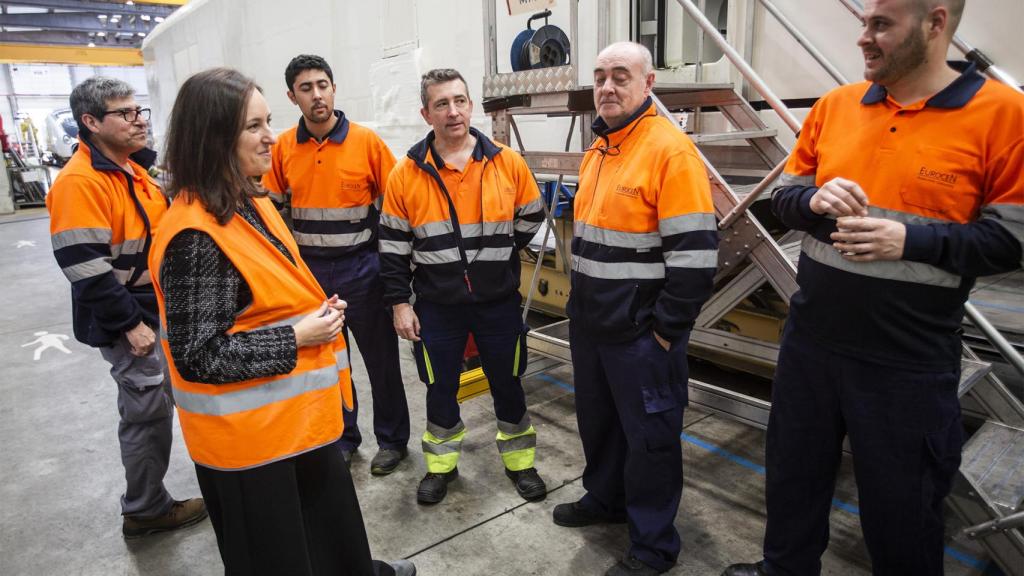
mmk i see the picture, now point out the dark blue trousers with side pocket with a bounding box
[763,324,963,576]
[569,322,689,572]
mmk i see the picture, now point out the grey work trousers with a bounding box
[98,336,175,518]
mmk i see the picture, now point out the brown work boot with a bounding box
[122,498,208,539]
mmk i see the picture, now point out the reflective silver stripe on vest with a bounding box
[379,239,412,255]
[380,213,411,232]
[413,247,461,265]
[778,172,816,187]
[572,255,665,280]
[460,222,483,238]
[413,220,453,239]
[659,212,718,236]
[515,218,541,233]
[801,236,961,288]
[293,229,374,248]
[574,222,661,249]
[516,197,544,216]
[264,313,307,330]
[336,350,350,371]
[467,246,514,262]
[64,257,113,282]
[173,364,339,416]
[51,227,112,250]
[481,221,513,236]
[111,237,146,260]
[292,206,371,221]
[665,249,718,269]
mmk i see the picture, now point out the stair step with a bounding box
[690,129,779,144]
[961,421,1024,515]
[958,358,992,397]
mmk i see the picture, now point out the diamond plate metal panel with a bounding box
[483,66,577,98]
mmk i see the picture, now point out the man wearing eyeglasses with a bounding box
[46,76,207,539]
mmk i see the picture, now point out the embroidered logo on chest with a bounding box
[340,182,365,191]
[917,166,957,187]
[614,184,640,198]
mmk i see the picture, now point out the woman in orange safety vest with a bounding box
[150,68,414,576]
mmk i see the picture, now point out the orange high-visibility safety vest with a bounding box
[149,194,353,471]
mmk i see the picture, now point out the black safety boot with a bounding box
[370,447,408,476]
[505,467,547,501]
[552,500,627,527]
[416,468,458,504]
[605,555,665,575]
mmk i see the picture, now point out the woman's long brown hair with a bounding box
[164,67,267,225]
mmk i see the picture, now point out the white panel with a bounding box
[381,0,419,57]
[9,65,72,95]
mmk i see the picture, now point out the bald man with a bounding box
[553,42,718,575]
[723,1,1023,575]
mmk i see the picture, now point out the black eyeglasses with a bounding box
[99,107,151,122]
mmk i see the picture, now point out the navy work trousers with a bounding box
[412,292,528,431]
[569,323,689,572]
[763,325,963,576]
[306,250,410,451]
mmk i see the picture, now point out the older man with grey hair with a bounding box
[553,41,718,575]
[47,76,206,539]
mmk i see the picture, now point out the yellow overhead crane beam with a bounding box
[0,44,143,66]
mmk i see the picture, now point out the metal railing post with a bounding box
[672,0,802,134]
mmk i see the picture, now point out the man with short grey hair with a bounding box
[47,76,206,539]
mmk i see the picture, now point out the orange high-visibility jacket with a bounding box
[569,98,719,344]
[47,137,167,347]
[150,195,352,470]
[379,128,544,306]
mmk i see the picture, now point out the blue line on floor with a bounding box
[533,371,992,572]
[680,432,766,474]
[534,372,576,393]
[969,299,1024,314]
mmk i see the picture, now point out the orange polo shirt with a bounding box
[262,110,396,260]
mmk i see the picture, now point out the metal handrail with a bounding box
[673,0,802,134]
[757,0,850,85]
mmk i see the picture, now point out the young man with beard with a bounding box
[723,1,1023,574]
[379,68,547,505]
[47,76,207,538]
[553,42,718,576]
[263,55,411,475]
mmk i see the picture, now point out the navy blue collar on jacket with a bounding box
[591,96,654,138]
[296,109,349,144]
[79,132,157,173]
[860,60,986,109]
[407,126,501,168]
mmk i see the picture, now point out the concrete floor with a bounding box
[0,209,1002,575]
